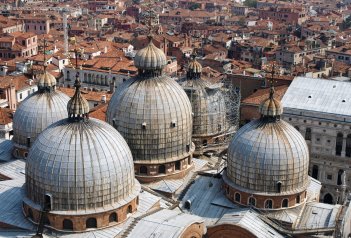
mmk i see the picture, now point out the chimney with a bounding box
[101,95,107,103]
[0,64,8,76]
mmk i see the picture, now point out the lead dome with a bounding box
[12,69,70,159]
[23,78,140,232]
[223,86,309,209]
[180,56,229,155]
[107,36,194,183]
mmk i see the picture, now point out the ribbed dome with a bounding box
[181,79,228,137]
[25,118,140,211]
[134,37,167,71]
[67,79,90,120]
[226,89,309,194]
[37,70,56,89]
[12,91,70,153]
[188,59,202,74]
[259,96,283,117]
[107,76,193,163]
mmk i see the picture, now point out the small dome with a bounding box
[259,87,283,117]
[134,37,167,70]
[25,118,140,211]
[259,97,283,116]
[67,79,89,119]
[12,91,70,154]
[188,58,202,74]
[37,70,56,88]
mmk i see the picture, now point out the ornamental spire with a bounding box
[37,38,56,92]
[67,42,89,121]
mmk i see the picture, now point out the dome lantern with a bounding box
[37,39,57,92]
[134,34,167,78]
[187,54,202,80]
[67,48,89,121]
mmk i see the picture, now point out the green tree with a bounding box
[243,0,257,8]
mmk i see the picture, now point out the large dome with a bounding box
[25,118,140,211]
[226,119,309,193]
[12,71,69,158]
[107,36,194,182]
[24,77,140,231]
[226,86,309,194]
[107,76,193,163]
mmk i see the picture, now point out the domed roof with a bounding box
[25,117,140,211]
[181,63,228,137]
[188,58,202,74]
[67,79,89,119]
[134,36,167,71]
[226,88,309,194]
[259,87,283,117]
[37,70,56,88]
[12,90,70,153]
[107,76,193,163]
[226,119,309,194]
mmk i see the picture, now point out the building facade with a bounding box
[282,77,350,205]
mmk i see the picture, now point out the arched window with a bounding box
[175,161,181,170]
[305,128,311,141]
[337,169,344,185]
[128,205,132,214]
[323,193,333,204]
[346,134,351,157]
[158,165,166,174]
[188,157,191,165]
[63,219,73,230]
[336,133,343,156]
[28,208,33,219]
[86,217,97,229]
[67,70,70,80]
[265,199,273,209]
[296,195,301,203]
[44,194,52,211]
[139,166,147,175]
[282,199,289,208]
[109,213,117,223]
[203,140,207,146]
[277,181,282,193]
[312,165,319,179]
[248,197,256,207]
[234,193,241,203]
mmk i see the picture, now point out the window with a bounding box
[312,165,319,179]
[265,199,273,209]
[28,208,33,219]
[203,140,208,146]
[139,166,147,175]
[282,199,288,208]
[327,174,332,180]
[158,165,166,174]
[296,195,301,204]
[248,197,256,207]
[346,135,351,157]
[337,170,344,185]
[63,219,73,230]
[305,128,311,141]
[277,181,282,193]
[336,133,343,156]
[128,205,132,214]
[19,93,22,100]
[86,218,97,229]
[175,161,181,170]
[234,193,241,203]
[109,213,117,223]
